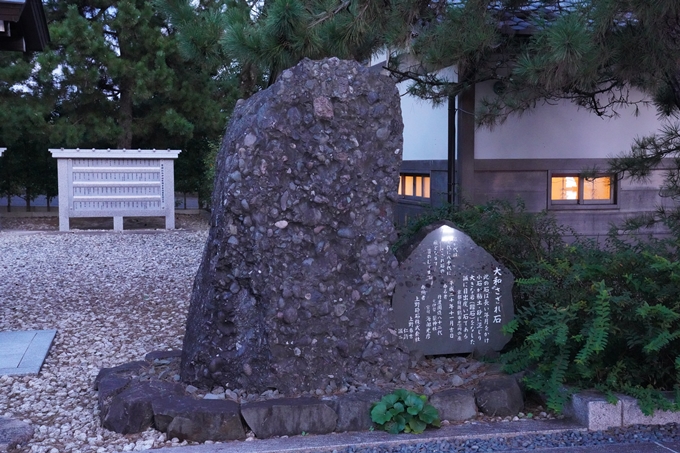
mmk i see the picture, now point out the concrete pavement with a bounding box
[0,329,55,376]
[147,419,678,453]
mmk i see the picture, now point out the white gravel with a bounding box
[0,219,209,452]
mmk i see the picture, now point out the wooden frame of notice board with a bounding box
[49,148,181,231]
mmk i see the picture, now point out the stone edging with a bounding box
[95,351,525,443]
[564,391,680,431]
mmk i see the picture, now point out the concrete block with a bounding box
[620,394,680,427]
[0,329,56,376]
[565,391,622,430]
[19,330,56,371]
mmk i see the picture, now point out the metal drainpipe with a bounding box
[447,94,457,207]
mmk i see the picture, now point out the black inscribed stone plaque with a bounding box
[392,221,514,355]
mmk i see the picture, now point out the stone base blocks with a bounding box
[565,391,680,430]
[327,391,385,433]
[153,398,245,442]
[96,354,245,442]
[431,389,479,422]
[97,355,680,441]
[241,398,338,438]
[97,354,491,442]
[49,148,180,231]
[474,376,524,418]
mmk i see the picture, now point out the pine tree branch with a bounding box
[81,6,109,23]
[667,71,680,111]
[386,65,460,87]
[308,0,351,29]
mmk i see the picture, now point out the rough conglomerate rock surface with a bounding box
[180,57,409,394]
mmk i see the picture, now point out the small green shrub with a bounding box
[394,198,569,279]
[502,241,680,415]
[370,389,440,434]
[396,199,680,415]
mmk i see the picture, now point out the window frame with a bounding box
[548,171,619,210]
[398,173,431,202]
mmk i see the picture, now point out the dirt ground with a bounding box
[0,212,210,231]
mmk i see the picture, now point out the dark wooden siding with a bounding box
[396,158,675,239]
[394,160,448,226]
[473,159,674,239]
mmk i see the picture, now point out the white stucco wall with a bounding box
[474,81,663,160]
[399,66,457,161]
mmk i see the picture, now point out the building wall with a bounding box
[394,160,448,226]
[468,83,673,237]
[472,159,671,238]
[473,81,661,160]
[398,66,456,161]
[396,77,674,237]
[395,66,455,225]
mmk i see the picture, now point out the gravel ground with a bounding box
[4,215,677,453]
[0,215,555,452]
[0,216,210,452]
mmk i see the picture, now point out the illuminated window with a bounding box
[551,174,615,205]
[398,174,430,199]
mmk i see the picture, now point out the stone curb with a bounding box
[97,355,680,443]
[564,391,680,430]
[96,355,528,442]
[147,419,586,453]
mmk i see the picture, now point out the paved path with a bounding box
[0,329,55,376]
[503,444,680,452]
[143,419,680,453]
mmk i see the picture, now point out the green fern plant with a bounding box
[370,389,440,434]
[396,198,680,415]
[502,240,680,414]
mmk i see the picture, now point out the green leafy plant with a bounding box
[397,199,680,416]
[501,238,680,415]
[370,389,440,434]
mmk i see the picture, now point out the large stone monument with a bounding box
[392,221,514,356]
[181,58,409,394]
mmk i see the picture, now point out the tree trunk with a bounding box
[46,197,51,212]
[6,195,10,213]
[117,79,134,149]
[239,63,259,99]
